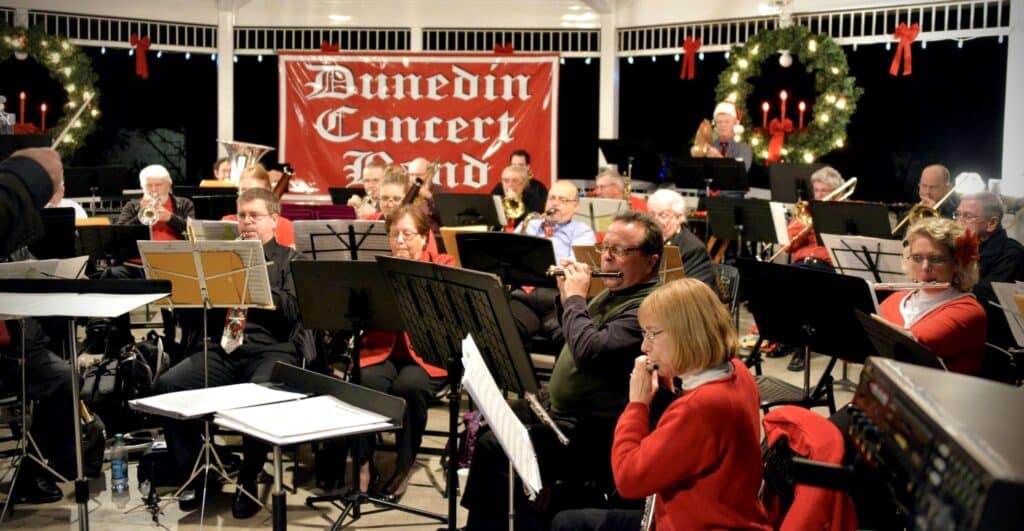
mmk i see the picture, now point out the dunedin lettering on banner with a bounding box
[279,53,558,193]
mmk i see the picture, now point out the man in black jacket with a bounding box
[115,164,194,239]
[646,189,716,288]
[491,149,549,225]
[0,148,62,257]
[154,188,302,519]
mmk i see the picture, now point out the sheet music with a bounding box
[293,219,390,261]
[574,198,628,233]
[768,201,791,246]
[0,292,168,320]
[992,281,1024,347]
[0,255,89,279]
[460,334,542,496]
[493,195,508,227]
[188,218,240,241]
[128,382,305,420]
[138,239,273,308]
[214,395,393,446]
[821,233,904,284]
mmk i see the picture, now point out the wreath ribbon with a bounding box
[766,118,794,164]
[680,37,701,80]
[130,34,150,79]
[889,22,919,76]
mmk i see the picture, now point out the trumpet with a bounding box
[872,282,950,291]
[891,186,956,235]
[770,177,858,261]
[138,193,162,226]
[546,266,623,278]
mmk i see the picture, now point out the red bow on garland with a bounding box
[954,229,980,268]
[493,43,514,55]
[321,41,340,52]
[766,118,794,165]
[130,34,151,79]
[680,37,702,80]
[889,22,920,76]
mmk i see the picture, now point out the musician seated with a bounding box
[462,211,662,530]
[955,192,1024,350]
[213,157,231,182]
[918,164,958,218]
[154,188,303,519]
[878,217,986,375]
[347,158,385,218]
[406,157,444,248]
[594,167,647,212]
[552,279,770,531]
[45,178,87,219]
[354,204,453,501]
[783,166,844,271]
[491,149,549,225]
[646,189,715,287]
[220,164,295,248]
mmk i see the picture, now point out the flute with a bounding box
[873,282,950,291]
[546,267,623,278]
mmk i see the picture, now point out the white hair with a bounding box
[648,189,688,216]
[139,164,172,189]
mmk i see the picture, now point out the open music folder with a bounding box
[128,382,306,420]
[0,255,89,280]
[214,395,393,446]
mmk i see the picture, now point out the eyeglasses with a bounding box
[236,212,271,222]
[380,195,404,203]
[642,329,665,342]
[547,196,577,205]
[388,230,421,241]
[649,210,676,221]
[909,254,952,266]
[953,211,981,222]
[595,243,642,257]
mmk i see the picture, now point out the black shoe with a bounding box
[377,465,413,503]
[787,352,806,372]
[177,482,205,512]
[231,479,261,519]
[766,345,791,359]
[12,473,63,504]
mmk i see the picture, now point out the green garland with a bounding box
[0,23,100,158]
[715,25,861,163]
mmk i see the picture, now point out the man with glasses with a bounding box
[518,180,595,260]
[955,191,1024,349]
[462,211,663,530]
[646,189,715,287]
[593,167,647,212]
[155,188,303,519]
[491,150,549,223]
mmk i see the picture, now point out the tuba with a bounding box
[690,119,715,158]
[216,139,275,186]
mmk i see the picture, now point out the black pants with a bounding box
[509,287,564,346]
[356,359,445,470]
[461,400,618,531]
[154,344,299,482]
[551,508,642,531]
[102,264,176,349]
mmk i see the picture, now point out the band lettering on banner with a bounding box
[280,53,558,193]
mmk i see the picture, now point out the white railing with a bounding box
[234,27,411,55]
[422,28,600,56]
[27,10,217,52]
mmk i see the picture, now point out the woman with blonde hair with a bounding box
[878,217,986,374]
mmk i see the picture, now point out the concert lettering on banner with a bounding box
[278,53,558,193]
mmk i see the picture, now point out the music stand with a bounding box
[809,201,894,242]
[434,192,502,229]
[574,198,628,233]
[174,186,237,199]
[328,187,362,206]
[0,278,171,530]
[455,232,557,288]
[191,194,238,220]
[293,219,389,261]
[769,163,825,202]
[706,197,777,257]
[375,255,539,531]
[137,239,273,520]
[597,138,663,182]
[78,225,150,271]
[991,282,1024,348]
[667,158,749,196]
[855,310,946,370]
[737,259,879,412]
[29,207,76,259]
[821,234,904,284]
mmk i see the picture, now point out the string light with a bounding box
[560,57,565,65]
[921,40,927,49]
[803,152,814,163]
[156,50,162,58]
[724,51,730,59]
[627,56,634,64]
[129,48,134,56]
[101,47,106,54]
[674,54,679,62]
[651,55,656,63]
[738,58,749,69]
[584,57,591,65]
[258,54,263,63]
[185,52,191,60]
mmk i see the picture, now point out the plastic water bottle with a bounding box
[111,433,130,508]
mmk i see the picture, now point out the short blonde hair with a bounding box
[240,164,272,190]
[638,278,737,375]
[903,217,980,292]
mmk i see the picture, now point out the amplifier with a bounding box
[848,358,1024,530]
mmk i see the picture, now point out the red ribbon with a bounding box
[680,37,702,80]
[766,118,794,164]
[493,43,514,55]
[955,229,980,267]
[130,34,150,79]
[889,22,919,76]
[321,41,340,52]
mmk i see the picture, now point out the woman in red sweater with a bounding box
[355,204,453,500]
[878,217,986,374]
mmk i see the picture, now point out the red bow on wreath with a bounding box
[955,229,980,268]
[765,118,794,165]
[680,37,702,80]
[130,34,151,79]
[889,22,920,76]
[321,41,340,52]
[493,43,514,55]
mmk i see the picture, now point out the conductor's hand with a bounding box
[557,260,591,301]
[12,147,63,205]
[629,355,659,405]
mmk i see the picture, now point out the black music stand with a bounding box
[820,234,904,284]
[705,197,777,258]
[455,232,557,288]
[191,194,237,220]
[375,256,539,531]
[667,158,748,196]
[0,134,49,160]
[809,201,894,242]
[854,310,946,370]
[29,207,76,259]
[597,138,663,182]
[77,225,149,272]
[737,259,878,413]
[293,219,390,261]
[173,186,237,199]
[769,163,825,202]
[63,166,130,198]
[0,278,171,531]
[328,187,362,205]
[293,261,446,529]
[434,193,502,229]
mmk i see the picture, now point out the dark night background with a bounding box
[1,37,1006,203]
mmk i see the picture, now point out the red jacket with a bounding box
[358,250,454,378]
[878,291,986,374]
[763,406,858,531]
[611,359,770,531]
[786,217,831,264]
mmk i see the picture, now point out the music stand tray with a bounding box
[809,201,894,242]
[434,192,502,229]
[293,219,389,261]
[574,198,628,233]
[855,310,946,370]
[455,232,557,288]
[821,234,905,284]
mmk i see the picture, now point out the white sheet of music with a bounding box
[768,201,791,247]
[128,382,305,420]
[214,395,392,446]
[992,281,1024,347]
[188,218,240,241]
[0,255,89,279]
[821,233,904,284]
[0,292,168,320]
[138,239,273,308]
[460,334,542,496]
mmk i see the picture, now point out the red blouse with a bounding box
[878,291,987,374]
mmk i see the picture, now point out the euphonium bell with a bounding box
[503,192,525,221]
[217,139,275,186]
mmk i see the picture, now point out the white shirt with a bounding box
[49,198,88,219]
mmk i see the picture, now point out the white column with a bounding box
[216,0,235,153]
[409,27,423,52]
[1000,0,1024,196]
[598,12,619,168]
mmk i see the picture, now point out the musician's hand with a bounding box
[157,206,172,223]
[629,355,659,405]
[418,180,432,200]
[558,261,591,300]
[347,195,363,208]
[919,196,937,207]
[12,147,64,205]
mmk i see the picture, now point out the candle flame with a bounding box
[780,90,788,100]
[762,102,770,111]
[798,101,806,111]
[40,103,47,111]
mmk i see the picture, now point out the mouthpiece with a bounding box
[545,208,557,216]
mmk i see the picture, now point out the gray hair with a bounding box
[648,188,688,217]
[961,191,1004,220]
[810,166,844,190]
[923,164,952,184]
[502,164,529,183]
[596,167,625,186]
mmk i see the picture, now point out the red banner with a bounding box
[278,53,558,193]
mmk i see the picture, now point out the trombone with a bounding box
[891,186,957,235]
[769,177,857,261]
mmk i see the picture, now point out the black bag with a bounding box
[50,409,106,479]
[81,331,168,436]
